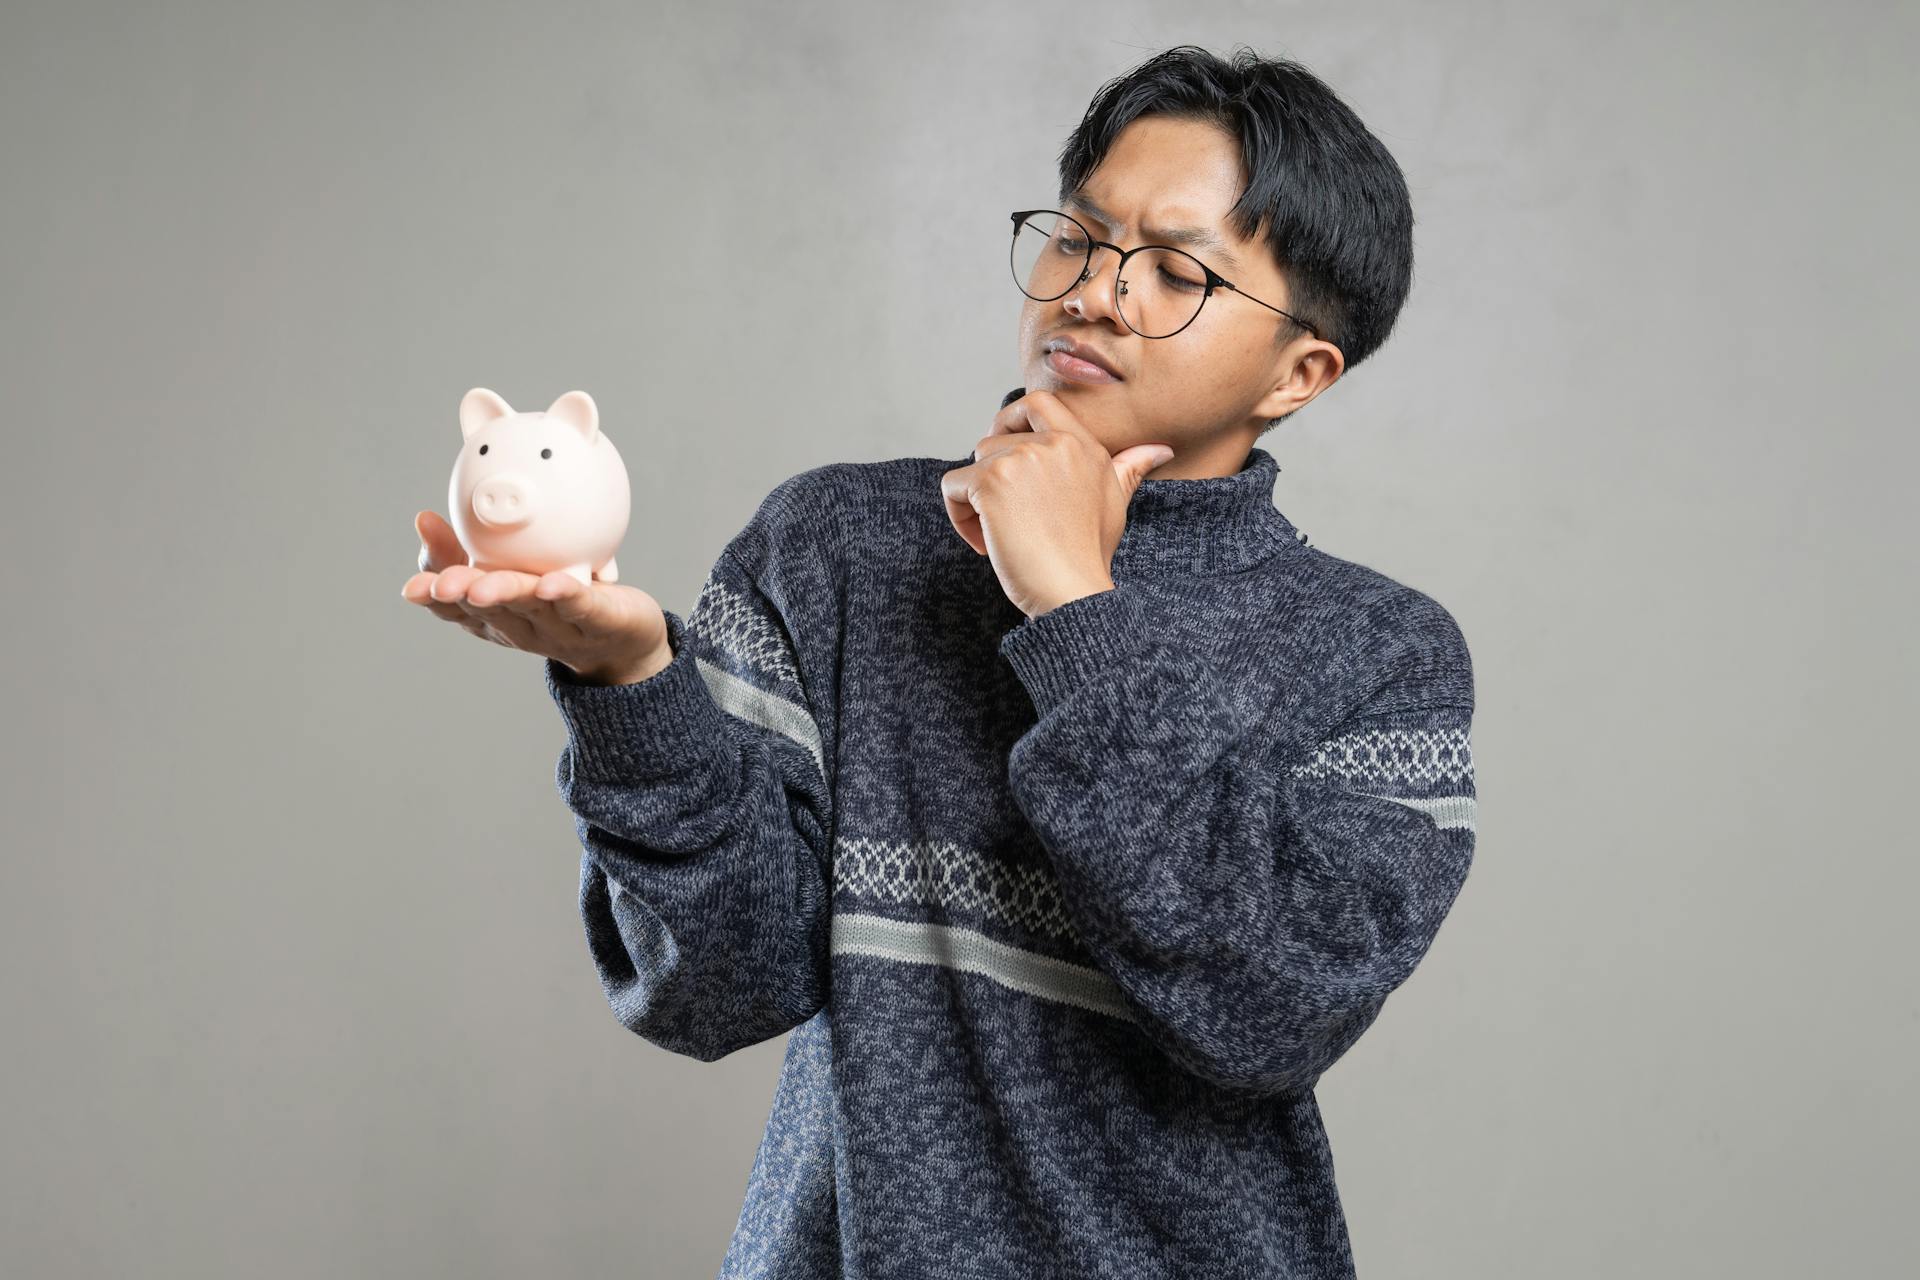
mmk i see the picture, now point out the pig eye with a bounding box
[540,448,552,459]
[477,444,488,455]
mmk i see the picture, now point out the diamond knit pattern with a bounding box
[833,835,1083,942]
[1291,725,1474,788]
[689,568,802,691]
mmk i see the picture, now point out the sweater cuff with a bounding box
[998,585,1153,718]
[543,608,733,783]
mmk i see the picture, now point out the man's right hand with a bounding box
[399,510,674,686]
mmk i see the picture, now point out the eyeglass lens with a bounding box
[1010,212,1211,338]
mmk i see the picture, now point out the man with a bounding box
[403,44,1476,1280]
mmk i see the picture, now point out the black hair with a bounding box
[1055,45,1415,429]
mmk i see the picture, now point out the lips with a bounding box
[1046,336,1123,380]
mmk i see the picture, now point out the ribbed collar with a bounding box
[1112,444,1300,579]
[943,436,1300,580]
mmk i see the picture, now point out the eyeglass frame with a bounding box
[1008,208,1325,342]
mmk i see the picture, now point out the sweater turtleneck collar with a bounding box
[1111,443,1301,579]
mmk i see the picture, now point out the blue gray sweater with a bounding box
[542,415,1477,1279]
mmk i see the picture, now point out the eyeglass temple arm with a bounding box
[1214,279,1322,341]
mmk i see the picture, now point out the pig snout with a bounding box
[471,474,538,527]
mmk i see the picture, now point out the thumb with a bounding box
[1110,445,1177,497]
[415,510,470,572]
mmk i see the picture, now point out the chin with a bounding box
[1034,368,1125,392]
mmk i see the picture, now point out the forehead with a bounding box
[1061,189,1242,272]
[1065,115,1257,269]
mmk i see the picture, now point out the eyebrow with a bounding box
[1063,191,1241,271]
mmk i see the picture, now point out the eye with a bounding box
[540,448,552,459]
[478,444,488,455]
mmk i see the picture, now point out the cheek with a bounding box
[1017,300,1044,343]
[1143,339,1218,387]
[1168,316,1261,383]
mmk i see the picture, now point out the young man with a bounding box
[404,44,1476,1280]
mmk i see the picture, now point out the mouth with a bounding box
[1044,336,1124,383]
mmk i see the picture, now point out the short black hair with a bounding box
[1056,45,1415,429]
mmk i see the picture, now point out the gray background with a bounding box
[3,1,1913,1275]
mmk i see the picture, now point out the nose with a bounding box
[472,475,536,527]
[1065,245,1125,323]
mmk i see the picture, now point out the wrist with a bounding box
[1027,576,1117,619]
[569,637,675,687]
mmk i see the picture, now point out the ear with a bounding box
[1250,343,1343,421]
[458,388,516,442]
[543,390,600,442]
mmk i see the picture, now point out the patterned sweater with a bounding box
[541,414,1478,1279]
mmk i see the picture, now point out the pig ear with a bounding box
[544,390,600,442]
[459,388,516,442]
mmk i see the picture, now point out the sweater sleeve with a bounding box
[998,583,1477,1098]
[543,472,845,1062]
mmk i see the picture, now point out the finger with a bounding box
[1110,443,1177,495]
[988,397,1034,437]
[1008,389,1095,446]
[428,564,486,605]
[496,571,585,633]
[417,509,467,569]
[498,571,564,617]
[510,571,595,642]
[414,510,469,573]
[937,464,988,556]
[531,571,602,624]
[402,571,478,625]
[467,595,539,648]
[460,572,545,644]
[454,571,548,650]
[463,568,542,610]
[970,433,1025,465]
[401,570,434,604]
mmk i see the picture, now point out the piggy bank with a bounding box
[448,387,630,585]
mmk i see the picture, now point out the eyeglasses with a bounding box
[1008,208,1324,342]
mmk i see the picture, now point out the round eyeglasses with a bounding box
[1008,208,1323,342]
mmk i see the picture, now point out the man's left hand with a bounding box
[940,389,1174,619]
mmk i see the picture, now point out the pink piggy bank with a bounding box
[448,387,630,585]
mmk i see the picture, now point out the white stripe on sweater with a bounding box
[694,656,826,781]
[830,911,1137,1023]
[1357,791,1477,831]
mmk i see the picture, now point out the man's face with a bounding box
[1017,115,1342,469]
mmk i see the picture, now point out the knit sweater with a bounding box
[541,411,1478,1280]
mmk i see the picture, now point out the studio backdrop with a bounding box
[2,2,1912,1277]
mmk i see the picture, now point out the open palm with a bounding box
[398,509,670,685]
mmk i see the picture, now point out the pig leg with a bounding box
[594,556,619,583]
